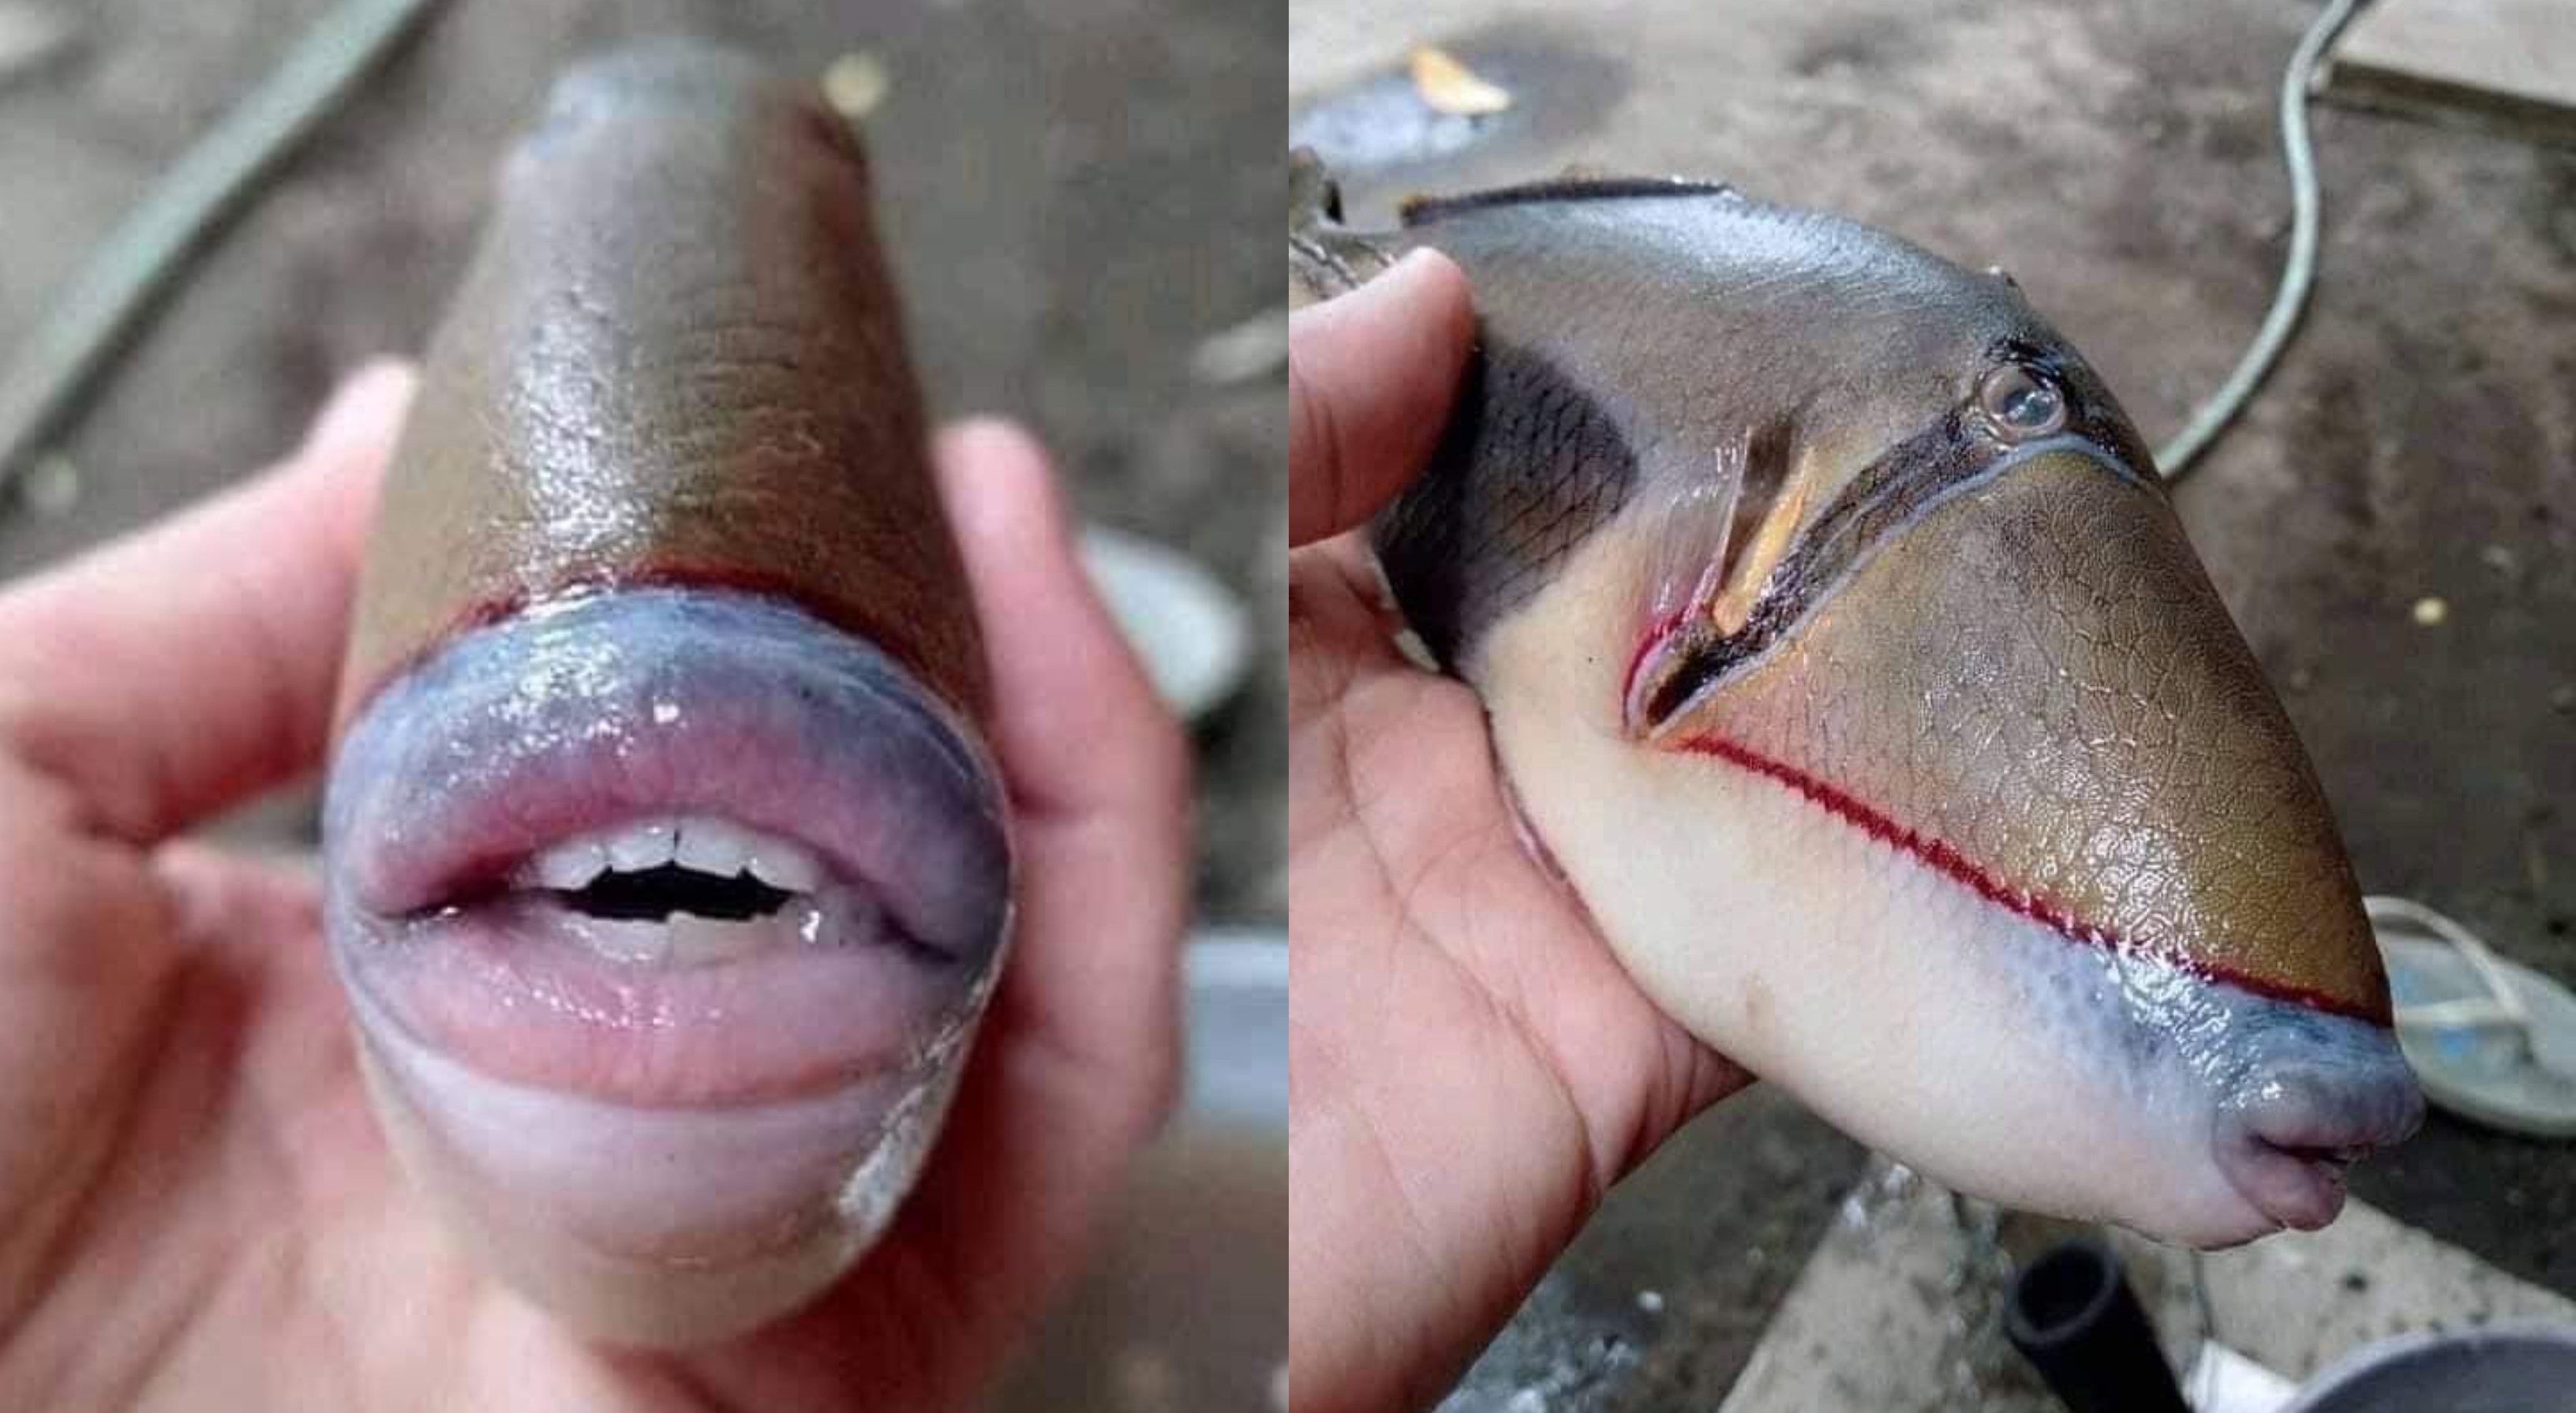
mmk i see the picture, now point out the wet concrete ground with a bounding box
[0,0,1287,919]
[1297,0,2574,1404]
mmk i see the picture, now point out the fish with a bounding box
[322,43,1011,1345]
[1290,150,2421,1247]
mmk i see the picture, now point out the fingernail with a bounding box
[938,417,1064,546]
[305,359,418,457]
[1297,248,1473,362]
[942,415,1047,471]
[1346,247,1461,309]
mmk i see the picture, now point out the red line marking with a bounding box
[1673,732,2388,1025]
[1622,604,1691,713]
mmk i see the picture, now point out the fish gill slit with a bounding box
[1710,414,1802,626]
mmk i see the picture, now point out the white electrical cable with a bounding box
[2154,0,2368,482]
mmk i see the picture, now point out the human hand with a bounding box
[0,366,1188,1411]
[1287,251,1752,1413]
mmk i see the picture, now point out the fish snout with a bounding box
[2217,1039,2424,1234]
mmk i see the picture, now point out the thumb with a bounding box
[1288,249,1473,545]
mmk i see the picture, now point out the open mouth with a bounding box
[491,815,886,967]
[324,588,1012,1110]
[2225,1140,2359,1233]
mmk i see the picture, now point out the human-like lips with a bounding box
[2214,1046,2425,1235]
[324,586,1011,1111]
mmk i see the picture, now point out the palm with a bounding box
[0,840,969,1412]
[1288,538,1742,1410]
[0,832,508,1411]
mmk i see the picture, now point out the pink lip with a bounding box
[323,588,1012,1111]
[339,895,958,1108]
[2233,1144,2351,1232]
[327,665,983,1107]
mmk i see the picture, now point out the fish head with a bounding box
[1368,180,2420,1246]
[320,44,1009,1345]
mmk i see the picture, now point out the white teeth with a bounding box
[577,917,671,965]
[524,816,848,969]
[564,898,857,968]
[604,820,678,872]
[672,817,755,877]
[745,844,823,894]
[665,911,783,966]
[531,838,610,892]
[522,815,829,894]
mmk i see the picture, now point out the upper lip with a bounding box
[331,612,1006,965]
[354,709,919,932]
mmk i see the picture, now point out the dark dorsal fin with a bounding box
[1400,174,1739,227]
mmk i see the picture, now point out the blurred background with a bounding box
[0,1,1282,1407]
[1293,0,2574,1408]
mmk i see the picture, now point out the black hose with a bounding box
[2005,1237,2190,1413]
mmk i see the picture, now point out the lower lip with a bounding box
[2226,1141,2352,1232]
[332,891,968,1108]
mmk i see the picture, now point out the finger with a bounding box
[930,416,1188,1123]
[935,414,1189,1066]
[0,759,172,1320]
[933,418,1192,836]
[938,420,1185,1201]
[1289,248,1474,546]
[1289,532,1419,678]
[151,841,324,967]
[0,363,417,844]
[690,422,1195,1408]
[929,416,1189,1264]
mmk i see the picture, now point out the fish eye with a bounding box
[1975,364,2066,440]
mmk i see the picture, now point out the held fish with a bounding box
[1291,152,2421,1246]
[323,44,1010,1345]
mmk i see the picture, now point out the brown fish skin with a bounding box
[338,41,982,729]
[1292,153,2419,1245]
[322,44,1009,1346]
